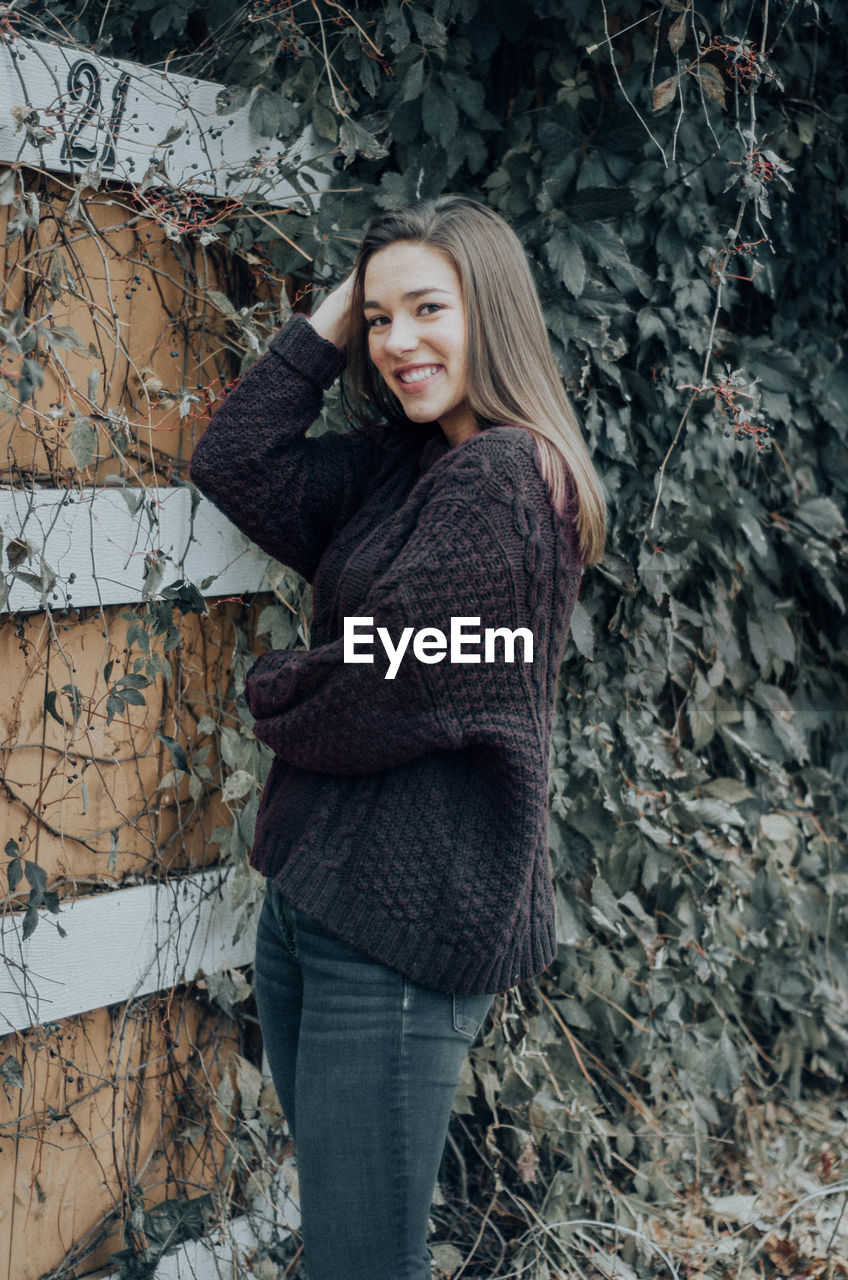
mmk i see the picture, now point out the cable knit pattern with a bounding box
[189,313,584,995]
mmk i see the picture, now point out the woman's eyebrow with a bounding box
[363,287,453,309]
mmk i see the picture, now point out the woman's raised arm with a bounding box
[307,272,356,348]
[188,279,379,583]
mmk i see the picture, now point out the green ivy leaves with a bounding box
[4,840,64,940]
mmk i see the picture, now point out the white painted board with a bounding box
[99,1161,300,1280]
[0,485,276,611]
[0,866,260,1032]
[0,34,327,202]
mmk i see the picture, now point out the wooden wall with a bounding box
[0,174,286,1278]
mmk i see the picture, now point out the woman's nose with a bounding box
[384,316,418,354]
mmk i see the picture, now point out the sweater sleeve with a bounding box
[188,314,380,582]
[244,475,558,775]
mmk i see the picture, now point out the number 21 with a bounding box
[59,59,131,172]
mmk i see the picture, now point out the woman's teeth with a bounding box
[399,366,441,384]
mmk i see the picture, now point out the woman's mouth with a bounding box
[396,364,443,390]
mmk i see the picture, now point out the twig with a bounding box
[650,202,746,528]
[446,1129,468,1206]
[825,1190,848,1256]
[567,1220,681,1279]
[310,0,347,118]
[535,988,594,1085]
[598,0,668,165]
[246,207,314,262]
[323,0,384,59]
[453,1188,500,1279]
[737,1181,848,1276]
[587,7,662,57]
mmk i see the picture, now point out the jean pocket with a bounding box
[263,885,298,958]
[452,992,495,1041]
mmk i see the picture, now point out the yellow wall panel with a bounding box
[0,992,245,1280]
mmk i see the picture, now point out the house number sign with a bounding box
[0,33,322,201]
[58,59,132,172]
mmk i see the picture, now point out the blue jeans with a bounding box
[253,881,495,1280]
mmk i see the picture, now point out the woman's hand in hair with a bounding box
[308,273,356,351]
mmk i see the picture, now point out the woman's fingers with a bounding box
[309,273,356,349]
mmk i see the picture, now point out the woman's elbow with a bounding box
[188,438,215,493]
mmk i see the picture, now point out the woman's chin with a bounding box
[400,407,440,429]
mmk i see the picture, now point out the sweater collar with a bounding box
[417,433,451,474]
[418,424,526,473]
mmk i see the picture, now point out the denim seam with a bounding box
[396,976,412,1273]
[279,893,299,959]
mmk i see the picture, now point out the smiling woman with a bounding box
[188,193,606,1280]
[337,195,607,560]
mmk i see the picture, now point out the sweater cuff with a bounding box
[268,313,346,390]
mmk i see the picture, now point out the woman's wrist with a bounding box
[268,315,347,390]
[307,301,346,349]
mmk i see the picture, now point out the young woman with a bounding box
[189,194,606,1280]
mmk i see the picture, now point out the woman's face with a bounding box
[362,242,478,446]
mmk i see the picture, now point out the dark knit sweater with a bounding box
[189,313,583,995]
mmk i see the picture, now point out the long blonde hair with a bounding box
[343,195,606,567]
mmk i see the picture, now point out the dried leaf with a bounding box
[430,1244,464,1276]
[668,12,688,52]
[706,1192,768,1227]
[569,599,594,659]
[233,1053,262,1119]
[215,1071,235,1120]
[0,169,17,205]
[6,537,30,570]
[70,417,97,469]
[760,813,797,842]
[516,1129,540,1183]
[222,770,255,803]
[205,288,238,318]
[338,117,389,166]
[692,61,727,107]
[653,75,679,111]
[0,1055,25,1091]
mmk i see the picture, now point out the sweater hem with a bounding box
[256,850,557,996]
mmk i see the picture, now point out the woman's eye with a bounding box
[365,304,443,329]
